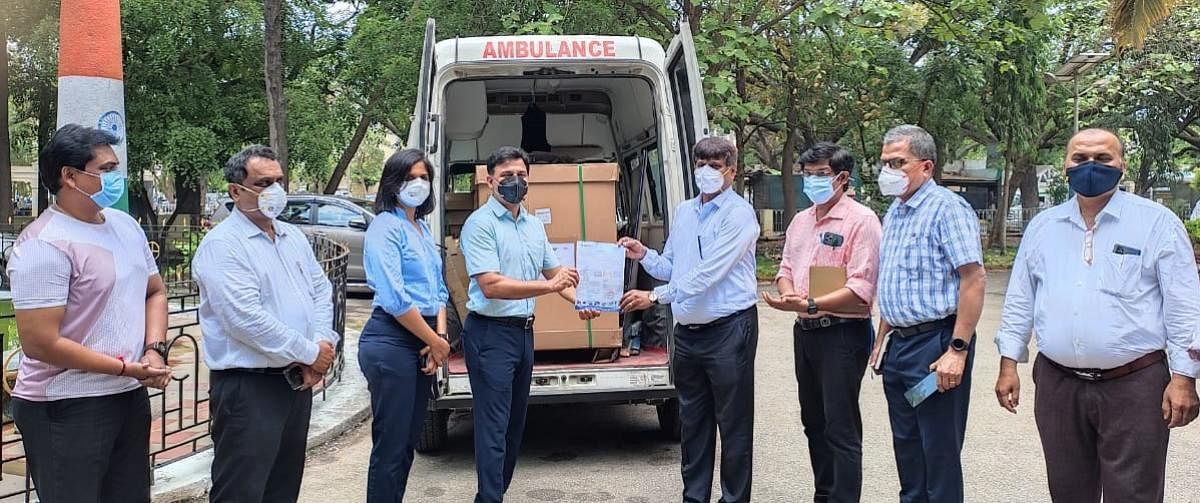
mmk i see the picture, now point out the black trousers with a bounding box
[359,308,435,503]
[675,306,758,503]
[463,314,534,503]
[12,387,151,503]
[209,369,313,503]
[881,325,975,503]
[794,319,872,503]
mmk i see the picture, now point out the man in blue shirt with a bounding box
[869,125,986,503]
[460,146,596,503]
[619,137,760,503]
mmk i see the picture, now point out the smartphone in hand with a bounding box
[284,364,306,391]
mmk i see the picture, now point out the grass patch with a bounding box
[984,247,1017,269]
[756,250,780,282]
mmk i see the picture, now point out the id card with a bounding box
[904,372,939,408]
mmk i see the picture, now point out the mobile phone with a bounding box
[284,364,306,390]
[821,232,845,248]
[904,372,939,408]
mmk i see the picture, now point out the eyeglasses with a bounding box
[796,170,836,178]
[879,158,929,171]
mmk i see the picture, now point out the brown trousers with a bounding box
[1033,354,1171,503]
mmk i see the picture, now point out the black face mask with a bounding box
[497,176,528,204]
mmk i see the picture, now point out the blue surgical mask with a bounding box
[1067,160,1123,198]
[804,176,836,205]
[74,168,126,209]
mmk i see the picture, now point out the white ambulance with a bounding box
[408,19,710,451]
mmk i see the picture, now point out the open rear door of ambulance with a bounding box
[665,21,710,199]
[408,18,437,152]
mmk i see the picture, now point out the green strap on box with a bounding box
[576,163,593,347]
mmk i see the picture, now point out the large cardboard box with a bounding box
[472,164,623,350]
[474,163,619,242]
[443,238,471,321]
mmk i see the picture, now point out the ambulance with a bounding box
[409,19,709,451]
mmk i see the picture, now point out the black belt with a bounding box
[795,316,866,332]
[1044,351,1166,382]
[214,367,288,375]
[891,315,956,338]
[471,313,535,330]
[682,306,755,331]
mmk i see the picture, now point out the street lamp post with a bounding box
[1045,52,1111,133]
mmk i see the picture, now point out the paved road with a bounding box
[301,272,1200,502]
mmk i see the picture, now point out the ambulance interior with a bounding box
[440,75,675,364]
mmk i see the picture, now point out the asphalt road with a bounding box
[299,271,1200,502]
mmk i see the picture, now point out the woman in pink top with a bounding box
[7,125,172,503]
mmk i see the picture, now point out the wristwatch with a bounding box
[144,341,168,359]
[648,292,659,305]
[807,298,819,315]
[950,338,969,352]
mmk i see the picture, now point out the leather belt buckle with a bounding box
[524,317,535,330]
[819,317,832,328]
[1073,369,1103,381]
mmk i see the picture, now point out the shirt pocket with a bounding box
[1098,252,1144,299]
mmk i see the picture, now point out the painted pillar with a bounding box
[56,0,129,211]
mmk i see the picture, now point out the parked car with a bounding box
[211,194,373,294]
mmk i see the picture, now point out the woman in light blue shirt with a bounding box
[358,148,450,502]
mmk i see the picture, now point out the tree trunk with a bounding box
[780,96,800,224]
[323,114,372,194]
[0,16,13,224]
[1018,165,1040,230]
[263,0,289,188]
[36,84,54,214]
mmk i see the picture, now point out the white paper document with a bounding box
[551,242,576,269]
[574,241,626,312]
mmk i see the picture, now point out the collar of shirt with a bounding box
[486,194,528,223]
[814,193,853,222]
[694,186,735,217]
[1058,190,1129,230]
[899,178,937,209]
[230,207,287,239]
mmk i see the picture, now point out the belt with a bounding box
[472,313,535,330]
[795,316,864,332]
[682,306,755,331]
[891,315,956,338]
[1045,350,1166,382]
[215,367,288,375]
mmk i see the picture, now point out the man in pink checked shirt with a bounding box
[763,142,882,502]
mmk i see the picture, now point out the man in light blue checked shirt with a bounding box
[867,125,986,503]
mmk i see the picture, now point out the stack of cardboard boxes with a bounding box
[443,163,623,351]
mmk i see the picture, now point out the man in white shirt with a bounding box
[993,128,1200,503]
[192,145,338,503]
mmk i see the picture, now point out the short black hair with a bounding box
[376,148,435,218]
[224,144,277,184]
[38,124,120,195]
[486,146,530,175]
[693,136,737,167]
[799,142,856,176]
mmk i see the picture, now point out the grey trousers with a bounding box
[1033,354,1171,503]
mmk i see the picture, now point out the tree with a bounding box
[263,0,290,187]
[1107,0,1184,49]
[2,10,13,224]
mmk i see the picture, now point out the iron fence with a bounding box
[0,225,350,501]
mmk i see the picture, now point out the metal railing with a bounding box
[0,228,349,501]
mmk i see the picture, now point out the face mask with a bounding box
[74,169,126,209]
[496,176,528,205]
[397,178,431,208]
[239,182,287,219]
[877,167,909,197]
[803,175,838,205]
[1066,160,1123,198]
[694,165,726,195]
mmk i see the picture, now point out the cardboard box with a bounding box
[532,294,622,350]
[469,165,624,350]
[443,238,471,320]
[474,163,619,242]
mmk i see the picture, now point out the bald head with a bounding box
[1066,128,1125,170]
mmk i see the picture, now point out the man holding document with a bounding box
[871,125,985,503]
[460,146,598,502]
[763,142,881,502]
[618,136,760,503]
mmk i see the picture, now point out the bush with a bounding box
[1186,218,1200,247]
